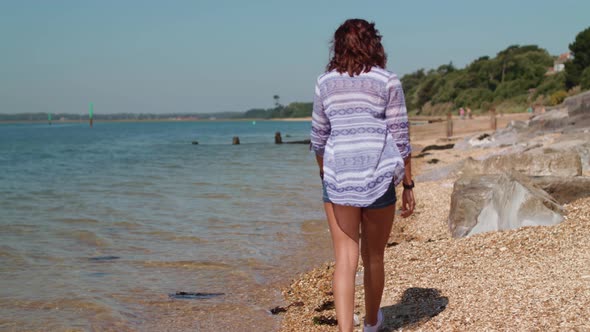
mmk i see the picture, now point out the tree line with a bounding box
[401,26,590,115]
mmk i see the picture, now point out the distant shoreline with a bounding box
[0,118,313,124]
[0,113,526,125]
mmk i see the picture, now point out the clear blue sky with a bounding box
[1,0,589,114]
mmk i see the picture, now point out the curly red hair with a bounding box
[327,19,387,76]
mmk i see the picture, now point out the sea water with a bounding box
[0,121,332,331]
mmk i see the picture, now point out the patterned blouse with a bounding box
[310,66,411,207]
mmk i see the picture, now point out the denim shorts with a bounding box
[322,181,397,209]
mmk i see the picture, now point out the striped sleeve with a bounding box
[385,76,412,159]
[310,82,330,156]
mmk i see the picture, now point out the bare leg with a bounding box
[324,202,362,332]
[360,204,395,326]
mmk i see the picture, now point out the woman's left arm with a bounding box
[385,75,415,217]
[384,76,411,160]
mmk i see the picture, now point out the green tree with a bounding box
[497,45,520,83]
[580,67,590,90]
[437,62,456,75]
[549,90,568,106]
[244,108,271,118]
[431,70,462,104]
[273,95,282,108]
[455,88,493,108]
[400,69,426,110]
[287,102,313,117]
[416,75,439,111]
[565,26,590,89]
[535,72,566,98]
[398,44,562,114]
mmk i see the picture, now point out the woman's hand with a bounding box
[401,188,415,218]
[401,156,414,218]
[316,154,324,180]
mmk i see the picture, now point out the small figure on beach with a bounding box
[533,103,546,114]
[459,107,465,119]
[466,107,472,119]
[310,19,415,332]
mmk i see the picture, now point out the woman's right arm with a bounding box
[310,81,330,176]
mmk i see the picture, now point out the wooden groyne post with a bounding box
[490,108,497,131]
[275,132,283,144]
[446,111,453,138]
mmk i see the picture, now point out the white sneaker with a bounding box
[363,309,383,332]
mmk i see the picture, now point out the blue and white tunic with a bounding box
[310,67,411,207]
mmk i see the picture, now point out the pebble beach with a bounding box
[278,113,590,331]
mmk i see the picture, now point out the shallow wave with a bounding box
[192,181,213,186]
[0,297,133,331]
[2,297,114,314]
[0,224,38,235]
[111,221,142,229]
[109,180,155,188]
[138,260,232,270]
[0,245,19,258]
[58,230,111,248]
[0,245,27,269]
[57,217,100,224]
[135,230,207,244]
[119,190,165,198]
[300,219,328,234]
[192,192,232,199]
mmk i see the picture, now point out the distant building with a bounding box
[547,52,574,75]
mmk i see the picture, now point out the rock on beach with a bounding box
[448,172,563,238]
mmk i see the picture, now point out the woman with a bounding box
[310,19,415,332]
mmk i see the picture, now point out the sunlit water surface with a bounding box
[0,121,332,331]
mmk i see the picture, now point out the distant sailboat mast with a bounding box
[89,103,94,128]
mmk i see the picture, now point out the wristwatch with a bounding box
[403,180,415,190]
